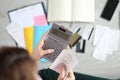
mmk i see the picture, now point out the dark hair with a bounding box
[0,46,36,80]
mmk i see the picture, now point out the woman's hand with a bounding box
[31,32,54,61]
[58,67,75,80]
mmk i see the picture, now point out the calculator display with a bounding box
[51,28,69,40]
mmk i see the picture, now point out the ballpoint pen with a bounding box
[63,73,68,80]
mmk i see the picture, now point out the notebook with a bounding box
[24,27,34,54]
[47,0,95,22]
[33,25,51,62]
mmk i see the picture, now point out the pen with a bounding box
[63,73,68,80]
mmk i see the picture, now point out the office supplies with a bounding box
[33,25,51,62]
[6,22,26,48]
[48,0,95,22]
[76,40,86,53]
[34,15,47,26]
[24,27,34,54]
[8,2,48,47]
[50,50,78,73]
[69,28,81,48]
[81,25,94,40]
[101,0,119,20]
[43,24,73,62]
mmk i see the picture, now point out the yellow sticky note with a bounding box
[24,27,34,54]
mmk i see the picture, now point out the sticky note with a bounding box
[34,15,47,26]
[24,27,34,54]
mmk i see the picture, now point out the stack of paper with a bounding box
[6,2,51,62]
[8,2,48,49]
[92,25,120,61]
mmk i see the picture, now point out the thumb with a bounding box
[58,67,65,80]
[42,49,54,55]
[68,70,75,80]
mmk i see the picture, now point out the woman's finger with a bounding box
[37,31,49,49]
[67,70,75,80]
[42,49,54,55]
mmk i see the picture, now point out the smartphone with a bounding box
[101,0,119,20]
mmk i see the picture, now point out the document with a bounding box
[8,2,47,27]
[92,25,120,61]
[93,25,108,46]
[50,50,78,73]
[81,25,94,40]
[6,22,26,48]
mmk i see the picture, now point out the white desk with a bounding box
[0,0,120,79]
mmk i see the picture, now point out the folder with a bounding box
[33,25,51,62]
[24,27,34,54]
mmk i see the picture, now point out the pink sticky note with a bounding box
[34,15,47,26]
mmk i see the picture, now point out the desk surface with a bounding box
[0,0,120,79]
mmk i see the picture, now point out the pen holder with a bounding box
[69,32,81,48]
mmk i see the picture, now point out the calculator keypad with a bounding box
[43,37,66,62]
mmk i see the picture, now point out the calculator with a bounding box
[43,24,73,62]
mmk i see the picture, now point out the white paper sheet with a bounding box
[92,47,108,61]
[93,25,108,46]
[50,50,78,73]
[81,25,94,40]
[6,22,26,48]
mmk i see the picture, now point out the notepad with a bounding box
[48,0,95,22]
[33,25,51,62]
[24,27,34,54]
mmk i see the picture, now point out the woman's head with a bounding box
[0,46,36,80]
